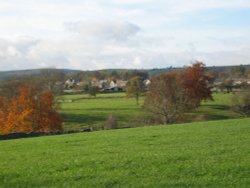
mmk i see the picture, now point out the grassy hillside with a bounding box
[0,118,249,187]
[59,92,242,130]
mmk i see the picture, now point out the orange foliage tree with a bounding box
[0,84,63,134]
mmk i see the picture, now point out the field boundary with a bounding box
[0,128,93,140]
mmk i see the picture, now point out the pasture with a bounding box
[59,92,242,130]
[0,118,249,187]
[59,93,148,130]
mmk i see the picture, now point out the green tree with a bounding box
[126,76,145,105]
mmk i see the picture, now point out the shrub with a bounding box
[103,115,118,130]
[88,86,99,98]
[232,89,250,117]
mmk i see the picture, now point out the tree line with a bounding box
[1,62,250,134]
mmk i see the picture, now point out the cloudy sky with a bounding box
[0,0,250,71]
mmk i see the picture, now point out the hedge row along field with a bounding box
[0,118,249,187]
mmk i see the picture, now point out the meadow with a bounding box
[59,92,242,130]
[0,118,249,187]
[59,93,148,130]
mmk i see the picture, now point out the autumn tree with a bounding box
[144,73,189,124]
[0,96,7,127]
[144,62,213,124]
[126,76,145,105]
[0,84,63,135]
[181,62,213,107]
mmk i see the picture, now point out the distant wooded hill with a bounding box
[0,64,250,80]
[0,69,81,80]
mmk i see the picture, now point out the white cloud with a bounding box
[0,33,250,71]
[0,1,250,70]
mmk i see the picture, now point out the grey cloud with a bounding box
[64,20,141,41]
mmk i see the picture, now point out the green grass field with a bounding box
[59,93,148,130]
[0,118,249,187]
[59,92,242,130]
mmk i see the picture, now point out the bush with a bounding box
[103,115,118,130]
[88,86,99,98]
[232,89,250,117]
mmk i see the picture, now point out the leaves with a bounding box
[144,72,188,124]
[0,84,63,134]
[144,62,213,124]
[182,62,213,107]
[126,76,145,105]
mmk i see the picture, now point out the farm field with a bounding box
[59,92,242,130]
[0,118,249,187]
[59,92,149,130]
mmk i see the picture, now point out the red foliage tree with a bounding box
[181,62,213,107]
[144,62,213,124]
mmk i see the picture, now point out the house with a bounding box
[65,79,76,89]
[109,80,117,88]
[116,80,128,90]
[233,78,250,85]
[99,80,109,89]
[101,80,125,92]
[91,80,109,89]
[143,79,151,87]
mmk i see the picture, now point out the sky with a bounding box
[0,0,250,71]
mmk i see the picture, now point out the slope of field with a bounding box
[0,118,249,187]
[59,92,242,130]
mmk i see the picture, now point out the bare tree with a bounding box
[144,73,189,124]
